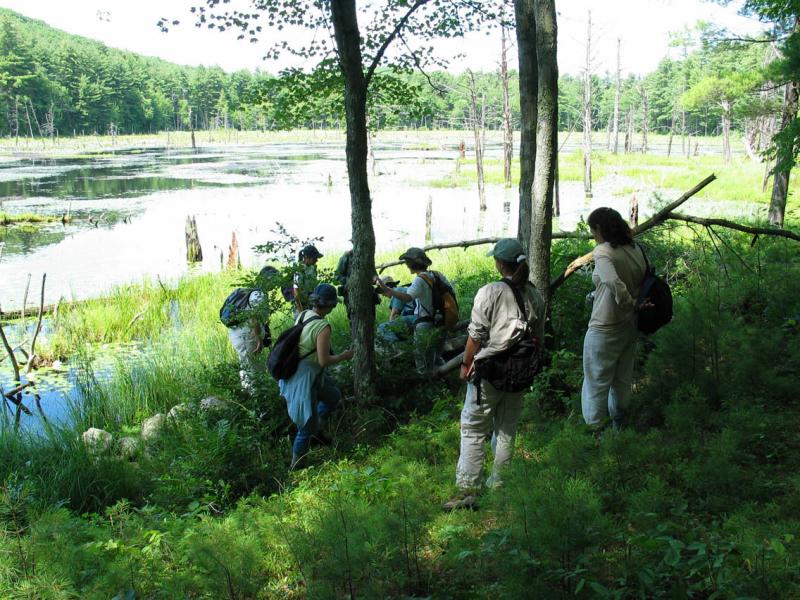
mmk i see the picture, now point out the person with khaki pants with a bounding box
[443,239,544,511]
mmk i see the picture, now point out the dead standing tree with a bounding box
[500,7,514,188]
[467,70,488,212]
[582,10,593,198]
[612,37,621,154]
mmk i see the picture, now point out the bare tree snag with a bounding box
[467,70,487,212]
[582,10,593,198]
[501,20,514,188]
[0,321,20,383]
[227,232,240,270]
[425,195,433,243]
[185,215,203,263]
[612,38,621,154]
[26,274,46,374]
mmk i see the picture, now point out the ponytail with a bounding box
[499,258,530,288]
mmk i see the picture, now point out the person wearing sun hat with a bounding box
[279,283,353,469]
[377,246,453,373]
[442,238,544,511]
[376,274,415,343]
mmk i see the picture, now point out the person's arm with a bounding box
[594,253,635,309]
[388,307,400,321]
[377,277,414,303]
[315,325,353,367]
[460,335,482,380]
[252,323,264,353]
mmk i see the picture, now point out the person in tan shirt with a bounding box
[443,238,544,511]
[582,207,646,432]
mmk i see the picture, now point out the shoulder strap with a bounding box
[419,272,433,288]
[636,242,652,275]
[500,279,528,322]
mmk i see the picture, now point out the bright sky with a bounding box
[0,0,766,76]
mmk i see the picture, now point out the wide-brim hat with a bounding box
[398,247,432,266]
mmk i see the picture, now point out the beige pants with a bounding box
[456,380,525,490]
[228,325,261,392]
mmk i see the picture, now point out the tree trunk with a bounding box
[769,80,800,227]
[530,0,557,316]
[468,71,487,212]
[721,102,732,164]
[515,0,538,250]
[582,10,592,198]
[612,38,621,154]
[501,23,514,188]
[640,83,649,154]
[330,0,376,399]
[625,110,633,153]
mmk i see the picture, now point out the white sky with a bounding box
[0,0,766,77]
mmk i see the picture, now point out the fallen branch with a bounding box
[436,351,465,376]
[550,174,718,293]
[668,213,800,242]
[376,230,590,272]
[4,381,33,397]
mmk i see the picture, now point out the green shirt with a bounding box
[293,264,318,307]
[296,310,330,365]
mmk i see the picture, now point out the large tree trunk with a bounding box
[612,38,621,154]
[582,11,592,198]
[531,0,557,316]
[501,23,514,188]
[330,0,377,399]
[515,0,538,250]
[769,80,800,227]
[640,82,649,154]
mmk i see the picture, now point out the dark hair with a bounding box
[587,207,634,247]
[498,259,530,288]
[404,259,429,272]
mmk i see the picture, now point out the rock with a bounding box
[82,428,112,453]
[167,402,195,421]
[199,396,229,412]
[141,413,166,441]
[117,436,139,460]
[51,360,63,371]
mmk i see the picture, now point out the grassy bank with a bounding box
[1,229,799,597]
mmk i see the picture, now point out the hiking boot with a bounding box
[442,490,479,512]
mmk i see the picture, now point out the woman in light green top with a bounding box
[278,283,353,469]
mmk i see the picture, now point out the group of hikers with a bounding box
[222,206,654,510]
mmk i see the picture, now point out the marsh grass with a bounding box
[0,212,60,226]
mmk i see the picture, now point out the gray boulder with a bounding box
[117,436,140,460]
[141,413,166,441]
[82,428,112,453]
[199,396,229,412]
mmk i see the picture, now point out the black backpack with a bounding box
[219,288,253,327]
[636,245,673,335]
[267,312,322,381]
[474,281,542,393]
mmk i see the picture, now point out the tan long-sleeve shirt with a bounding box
[588,242,647,332]
[468,281,545,360]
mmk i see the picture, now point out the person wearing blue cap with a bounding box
[279,283,353,469]
[443,238,544,511]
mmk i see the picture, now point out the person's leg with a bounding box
[413,320,439,373]
[455,382,497,490]
[292,412,318,459]
[608,326,638,429]
[315,373,341,432]
[379,315,414,344]
[487,388,525,488]
[581,329,618,428]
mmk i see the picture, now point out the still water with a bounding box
[0,139,670,310]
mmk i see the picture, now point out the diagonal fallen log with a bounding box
[550,173,718,293]
[667,213,800,242]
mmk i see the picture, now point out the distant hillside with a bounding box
[0,7,276,136]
